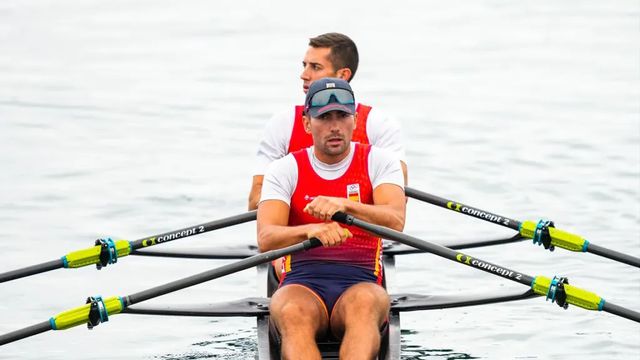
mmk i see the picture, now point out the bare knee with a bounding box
[270,286,328,336]
[331,283,389,335]
[275,301,311,327]
[341,284,389,314]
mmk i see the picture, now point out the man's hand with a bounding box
[306,222,352,247]
[303,196,348,222]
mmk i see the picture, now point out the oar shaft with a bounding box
[335,212,639,323]
[405,187,521,231]
[587,243,640,268]
[0,211,258,284]
[0,321,51,346]
[0,259,63,284]
[603,302,640,323]
[124,238,319,306]
[130,211,257,250]
[406,187,640,268]
[337,213,534,287]
[0,238,322,346]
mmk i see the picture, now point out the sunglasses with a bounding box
[309,88,355,107]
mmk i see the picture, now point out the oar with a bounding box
[332,211,640,323]
[0,211,257,284]
[0,237,321,346]
[405,187,640,268]
[130,234,527,259]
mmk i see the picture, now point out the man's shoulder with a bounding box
[367,144,397,160]
[367,145,404,188]
[267,151,298,172]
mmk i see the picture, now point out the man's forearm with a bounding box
[342,200,405,232]
[257,223,313,252]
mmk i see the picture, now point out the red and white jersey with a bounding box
[254,102,405,175]
[260,143,404,275]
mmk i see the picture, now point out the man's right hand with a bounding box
[306,222,352,247]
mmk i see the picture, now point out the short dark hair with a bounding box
[308,33,359,82]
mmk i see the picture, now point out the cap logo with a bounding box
[326,83,336,88]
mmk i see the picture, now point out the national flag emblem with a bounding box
[347,183,361,203]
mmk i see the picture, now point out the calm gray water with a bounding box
[1,1,639,359]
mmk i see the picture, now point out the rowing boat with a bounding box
[1,188,639,357]
[127,241,537,359]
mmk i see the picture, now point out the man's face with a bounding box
[303,110,356,163]
[300,47,337,94]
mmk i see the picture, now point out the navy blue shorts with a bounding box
[280,262,379,317]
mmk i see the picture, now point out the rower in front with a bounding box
[257,77,406,359]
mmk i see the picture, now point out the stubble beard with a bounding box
[321,138,349,160]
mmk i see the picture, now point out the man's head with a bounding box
[300,33,359,94]
[303,78,357,163]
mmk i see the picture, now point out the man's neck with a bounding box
[312,144,352,165]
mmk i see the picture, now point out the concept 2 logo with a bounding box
[447,201,462,212]
[447,201,510,226]
[455,253,522,280]
[141,226,205,247]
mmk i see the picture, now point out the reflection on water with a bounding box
[158,331,478,360]
[157,329,257,359]
[402,346,478,360]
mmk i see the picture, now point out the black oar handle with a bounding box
[404,187,521,231]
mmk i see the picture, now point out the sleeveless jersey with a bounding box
[283,143,383,283]
[286,103,372,154]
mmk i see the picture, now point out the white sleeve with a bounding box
[253,107,296,175]
[368,146,405,190]
[259,155,298,206]
[365,107,407,164]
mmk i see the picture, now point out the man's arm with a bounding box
[303,183,406,232]
[248,108,295,210]
[400,161,408,186]
[257,199,352,252]
[248,175,263,210]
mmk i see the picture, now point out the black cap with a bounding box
[304,78,356,118]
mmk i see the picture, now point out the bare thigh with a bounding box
[329,282,390,338]
[270,284,330,339]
